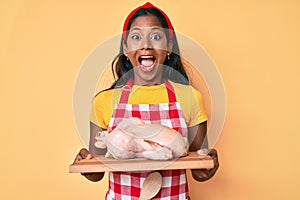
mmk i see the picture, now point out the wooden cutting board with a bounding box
[69,152,214,173]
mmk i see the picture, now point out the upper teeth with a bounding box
[140,55,154,59]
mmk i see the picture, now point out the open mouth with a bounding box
[138,55,156,72]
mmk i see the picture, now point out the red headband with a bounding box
[122,2,174,40]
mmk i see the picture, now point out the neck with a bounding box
[133,75,163,86]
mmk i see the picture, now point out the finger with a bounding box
[79,148,91,159]
[199,169,211,175]
[86,153,93,159]
[80,148,95,160]
[206,161,219,179]
[208,164,219,178]
[208,149,218,158]
[74,148,91,163]
[192,169,211,181]
[81,172,92,177]
[209,149,219,166]
[192,162,219,181]
[74,154,82,163]
[200,167,218,180]
[79,148,89,156]
[210,149,219,168]
[196,171,209,179]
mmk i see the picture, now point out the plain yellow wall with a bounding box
[1,0,300,199]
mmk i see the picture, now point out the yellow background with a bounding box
[1,0,300,199]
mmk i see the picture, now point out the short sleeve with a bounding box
[89,90,114,129]
[188,87,208,127]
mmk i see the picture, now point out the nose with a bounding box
[141,37,152,50]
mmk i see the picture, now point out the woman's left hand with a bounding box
[191,148,219,182]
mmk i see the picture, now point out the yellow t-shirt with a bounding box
[90,81,207,129]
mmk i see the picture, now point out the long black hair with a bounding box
[109,7,189,89]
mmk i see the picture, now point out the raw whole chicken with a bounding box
[95,117,188,160]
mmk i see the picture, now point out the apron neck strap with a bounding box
[163,79,177,103]
[119,79,177,103]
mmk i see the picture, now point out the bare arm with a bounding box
[188,121,219,182]
[89,121,107,156]
[74,122,107,182]
[188,121,208,151]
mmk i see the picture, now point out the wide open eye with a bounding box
[131,34,141,40]
[150,34,161,40]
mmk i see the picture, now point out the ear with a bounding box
[122,40,129,57]
[167,39,173,54]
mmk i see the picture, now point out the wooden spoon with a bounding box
[139,172,162,200]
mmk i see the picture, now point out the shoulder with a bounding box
[93,88,121,105]
[169,81,205,108]
[169,81,202,97]
[94,88,121,99]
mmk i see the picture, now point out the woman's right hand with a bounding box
[74,148,93,162]
[74,148,105,182]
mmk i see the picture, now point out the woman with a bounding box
[75,2,219,199]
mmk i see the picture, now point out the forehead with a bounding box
[130,14,163,29]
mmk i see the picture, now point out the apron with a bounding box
[105,79,190,200]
